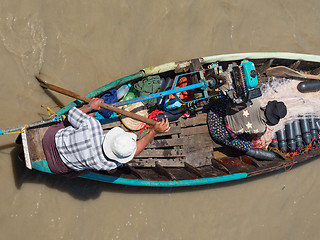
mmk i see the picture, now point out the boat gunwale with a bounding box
[55,52,320,116]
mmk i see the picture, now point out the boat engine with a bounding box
[209,60,262,104]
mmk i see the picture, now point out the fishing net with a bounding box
[258,77,320,132]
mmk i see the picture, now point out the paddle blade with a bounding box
[35,76,49,88]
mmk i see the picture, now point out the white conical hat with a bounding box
[102,127,137,163]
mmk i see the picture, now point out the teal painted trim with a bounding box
[202,52,320,64]
[29,160,246,186]
[55,71,145,116]
[30,160,247,187]
[80,172,248,187]
[31,160,53,174]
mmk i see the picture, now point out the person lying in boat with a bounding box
[208,97,287,160]
[42,98,170,177]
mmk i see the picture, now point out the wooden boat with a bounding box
[18,52,320,187]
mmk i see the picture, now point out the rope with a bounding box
[1,105,65,135]
[280,137,320,171]
[2,125,27,135]
[132,108,164,137]
[41,105,58,116]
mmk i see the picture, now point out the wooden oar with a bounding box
[35,76,157,126]
[266,66,320,80]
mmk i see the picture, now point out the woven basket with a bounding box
[120,102,148,131]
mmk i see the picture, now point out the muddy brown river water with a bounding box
[1,1,320,239]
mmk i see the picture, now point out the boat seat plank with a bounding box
[155,162,177,180]
[256,59,274,75]
[127,165,147,180]
[245,156,264,168]
[289,60,301,70]
[310,66,320,75]
[26,127,49,162]
[184,162,204,178]
[211,159,231,174]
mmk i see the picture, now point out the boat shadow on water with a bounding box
[9,144,318,200]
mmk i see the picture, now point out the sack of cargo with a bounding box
[134,75,161,108]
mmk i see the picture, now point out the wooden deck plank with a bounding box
[185,146,214,167]
[134,149,185,158]
[183,133,219,150]
[145,138,184,149]
[180,114,207,127]
[156,125,181,137]
[181,125,209,135]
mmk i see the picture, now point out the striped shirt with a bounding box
[55,107,120,171]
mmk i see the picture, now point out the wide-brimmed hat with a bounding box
[102,127,137,163]
[120,102,148,131]
[265,100,287,126]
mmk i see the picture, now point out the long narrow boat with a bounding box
[18,52,320,187]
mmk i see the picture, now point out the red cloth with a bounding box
[251,126,274,149]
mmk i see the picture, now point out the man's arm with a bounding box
[78,98,171,157]
[78,98,103,116]
[134,119,170,157]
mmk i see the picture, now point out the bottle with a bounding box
[123,87,138,101]
[316,119,320,132]
[317,119,320,142]
[297,80,320,93]
[300,116,312,145]
[117,83,131,100]
[293,120,303,150]
[285,122,296,152]
[309,116,319,143]
[277,128,287,153]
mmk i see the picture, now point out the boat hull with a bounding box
[21,52,320,187]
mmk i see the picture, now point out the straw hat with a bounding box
[120,102,148,130]
[102,127,137,163]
